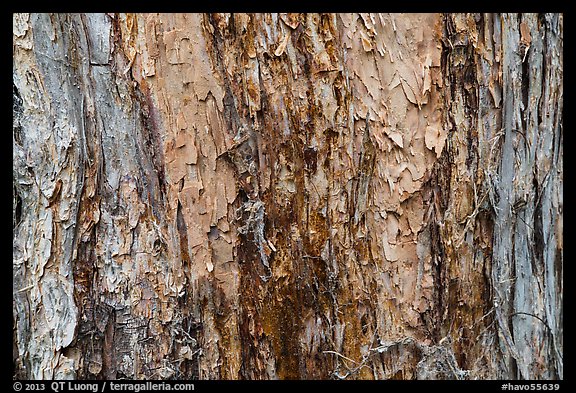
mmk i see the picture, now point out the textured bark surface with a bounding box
[13,13,562,380]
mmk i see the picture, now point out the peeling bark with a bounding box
[13,13,562,380]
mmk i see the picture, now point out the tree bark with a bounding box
[13,13,562,380]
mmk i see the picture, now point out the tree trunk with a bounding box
[13,13,562,380]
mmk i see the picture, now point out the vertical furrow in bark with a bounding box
[531,13,563,379]
[492,13,562,380]
[434,13,500,378]
[14,13,85,379]
[436,13,563,380]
